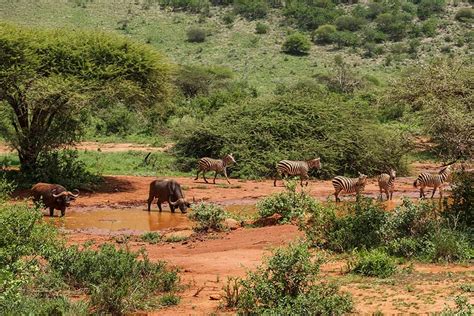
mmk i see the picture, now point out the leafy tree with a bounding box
[282,32,311,55]
[0,23,172,173]
[312,24,337,44]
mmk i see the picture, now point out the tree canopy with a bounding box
[0,23,173,172]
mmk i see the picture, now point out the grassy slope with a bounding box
[1,1,470,94]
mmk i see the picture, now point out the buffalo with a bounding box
[147,179,190,213]
[31,183,79,217]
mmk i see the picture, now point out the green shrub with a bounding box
[443,170,474,231]
[186,27,206,42]
[159,0,210,13]
[421,17,439,37]
[222,11,236,25]
[424,228,472,263]
[282,32,311,55]
[174,65,233,97]
[375,13,412,41]
[188,203,227,232]
[159,293,180,306]
[363,27,387,43]
[48,243,179,314]
[141,232,162,244]
[236,242,353,314]
[283,0,342,30]
[93,103,140,137]
[313,24,337,44]
[441,295,473,316]
[335,15,364,31]
[0,175,15,202]
[255,22,269,34]
[417,0,446,20]
[349,249,397,278]
[257,180,318,223]
[25,150,102,190]
[331,30,360,48]
[233,0,268,20]
[455,8,474,23]
[175,88,409,179]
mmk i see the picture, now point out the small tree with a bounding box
[0,23,172,173]
[313,24,337,44]
[282,32,311,56]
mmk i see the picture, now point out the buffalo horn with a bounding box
[52,191,68,198]
[70,189,80,197]
[169,198,184,206]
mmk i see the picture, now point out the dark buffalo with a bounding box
[147,179,190,213]
[31,183,79,217]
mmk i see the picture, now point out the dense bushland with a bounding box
[0,181,180,314]
[175,85,409,179]
[223,242,353,314]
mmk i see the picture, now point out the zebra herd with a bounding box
[195,155,453,201]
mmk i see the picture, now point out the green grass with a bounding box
[0,150,191,177]
[1,1,469,94]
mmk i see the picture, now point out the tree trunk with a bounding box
[18,148,40,175]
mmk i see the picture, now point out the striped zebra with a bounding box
[414,165,452,199]
[273,158,321,187]
[378,169,396,201]
[194,154,236,184]
[332,172,367,202]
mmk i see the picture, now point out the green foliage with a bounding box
[335,15,364,31]
[425,228,472,263]
[188,203,227,232]
[236,242,353,315]
[282,32,311,55]
[283,0,341,31]
[455,8,474,23]
[349,249,397,278]
[0,23,172,173]
[382,58,473,160]
[255,22,269,34]
[222,11,236,24]
[186,27,207,42]
[443,170,474,231]
[375,12,412,41]
[141,232,162,244]
[233,0,268,20]
[313,24,337,44]
[421,17,439,36]
[175,88,409,179]
[23,150,102,190]
[441,295,473,316]
[331,30,360,48]
[417,0,446,19]
[257,180,318,223]
[48,243,179,314]
[0,175,15,202]
[174,65,233,97]
[159,0,210,13]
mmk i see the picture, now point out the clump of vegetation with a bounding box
[455,8,474,23]
[313,24,337,44]
[348,249,397,278]
[175,87,409,179]
[233,0,268,20]
[232,242,353,314]
[441,295,473,315]
[186,27,207,42]
[0,187,180,314]
[282,32,311,55]
[159,0,210,13]
[257,180,318,223]
[188,203,227,232]
[141,232,162,244]
[255,22,269,34]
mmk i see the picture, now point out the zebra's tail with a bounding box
[413,179,418,188]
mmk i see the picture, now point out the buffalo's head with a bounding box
[52,189,80,207]
[169,198,191,213]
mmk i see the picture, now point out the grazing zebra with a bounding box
[195,154,236,184]
[332,172,367,202]
[378,169,396,201]
[273,158,321,187]
[414,165,452,199]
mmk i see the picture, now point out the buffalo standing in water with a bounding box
[31,183,80,217]
[147,179,190,213]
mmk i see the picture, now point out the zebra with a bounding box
[332,172,367,202]
[273,158,321,187]
[194,154,236,184]
[377,169,396,201]
[413,165,452,199]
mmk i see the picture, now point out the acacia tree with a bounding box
[0,23,172,173]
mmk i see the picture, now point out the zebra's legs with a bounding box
[420,187,425,199]
[385,189,390,201]
[195,170,200,181]
[213,171,218,184]
[431,186,437,199]
[223,168,230,184]
[334,189,341,202]
[378,188,384,201]
[439,186,443,199]
[389,190,393,200]
[202,172,209,183]
[273,174,279,187]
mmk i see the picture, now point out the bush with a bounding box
[257,180,319,223]
[48,243,179,314]
[421,17,439,37]
[443,170,474,231]
[349,249,397,278]
[141,232,162,244]
[174,65,233,97]
[441,295,473,315]
[425,228,472,263]
[255,22,269,34]
[335,15,364,31]
[222,11,236,25]
[417,0,446,20]
[159,0,210,13]
[25,150,101,190]
[186,27,206,42]
[282,32,311,55]
[455,8,474,23]
[313,24,337,44]
[375,13,411,41]
[175,88,410,179]
[331,30,360,48]
[188,203,227,232]
[233,0,268,20]
[363,27,387,43]
[283,0,342,30]
[236,242,353,314]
